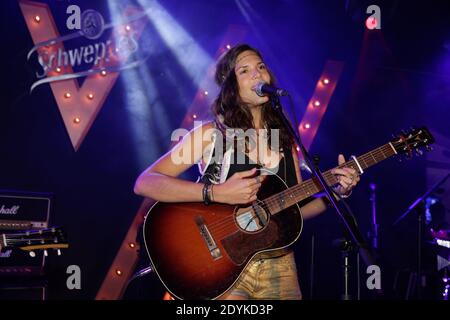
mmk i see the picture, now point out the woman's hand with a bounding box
[331,154,360,197]
[213,168,264,204]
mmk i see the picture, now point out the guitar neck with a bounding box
[263,142,397,215]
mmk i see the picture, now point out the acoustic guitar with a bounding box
[143,127,434,299]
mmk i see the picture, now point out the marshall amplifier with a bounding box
[0,285,46,300]
[0,189,52,277]
[0,277,47,300]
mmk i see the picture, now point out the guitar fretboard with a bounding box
[262,142,398,215]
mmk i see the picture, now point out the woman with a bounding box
[134,44,360,299]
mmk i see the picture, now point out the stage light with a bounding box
[107,0,214,170]
[162,292,174,300]
[226,44,231,50]
[314,100,320,107]
[64,92,71,98]
[128,242,136,248]
[304,123,310,129]
[116,269,122,276]
[34,15,41,23]
[137,0,213,86]
[204,91,208,96]
[101,70,107,76]
[73,117,81,124]
[322,78,330,85]
[87,93,94,100]
[55,67,61,73]
[296,146,300,152]
[125,25,131,31]
[192,114,197,119]
[366,16,378,30]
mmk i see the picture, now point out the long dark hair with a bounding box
[212,44,293,152]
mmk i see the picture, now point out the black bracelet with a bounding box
[210,184,215,202]
[202,183,211,205]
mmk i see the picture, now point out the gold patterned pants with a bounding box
[224,251,302,300]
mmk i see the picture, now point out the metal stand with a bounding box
[272,95,375,260]
[123,264,154,295]
[393,173,450,299]
[334,238,353,300]
[368,183,379,251]
[272,94,379,299]
[342,248,351,300]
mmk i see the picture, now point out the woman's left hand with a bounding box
[331,154,360,197]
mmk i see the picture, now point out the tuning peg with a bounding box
[44,250,48,257]
[426,145,433,152]
[415,149,423,156]
[29,251,36,258]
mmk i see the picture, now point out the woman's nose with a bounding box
[252,69,261,79]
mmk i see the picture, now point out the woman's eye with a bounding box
[240,69,248,74]
[259,64,266,70]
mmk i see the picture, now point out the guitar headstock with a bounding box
[391,127,435,158]
[1,227,68,257]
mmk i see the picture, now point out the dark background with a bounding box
[0,0,449,300]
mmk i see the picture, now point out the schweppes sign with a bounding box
[19,1,149,150]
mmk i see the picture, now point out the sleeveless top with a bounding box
[198,126,298,187]
[197,125,299,259]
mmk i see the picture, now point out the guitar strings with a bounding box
[207,144,397,238]
[208,144,395,237]
[212,202,274,240]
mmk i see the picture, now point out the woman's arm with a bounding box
[134,122,263,204]
[134,122,214,202]
[299,196,329,220]
[291,145,328,219]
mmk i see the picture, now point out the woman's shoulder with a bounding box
[188,120,218,143]
[190,120,216,133]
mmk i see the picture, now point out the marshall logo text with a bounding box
[0,205,20,215]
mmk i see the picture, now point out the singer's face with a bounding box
[235,50,271,108]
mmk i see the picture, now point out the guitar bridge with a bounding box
[195,216,222,260]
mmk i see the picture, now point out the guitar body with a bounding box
[143,169,303,300]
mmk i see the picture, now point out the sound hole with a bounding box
[235,201,269,233]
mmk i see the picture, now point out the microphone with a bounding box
[253,82,289,97]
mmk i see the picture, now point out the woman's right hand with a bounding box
[212,168,264,205]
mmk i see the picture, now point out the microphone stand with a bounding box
[369,183,379,251]
[392,172,450,299]
[270,95,379,297]
[392,173,450,227]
